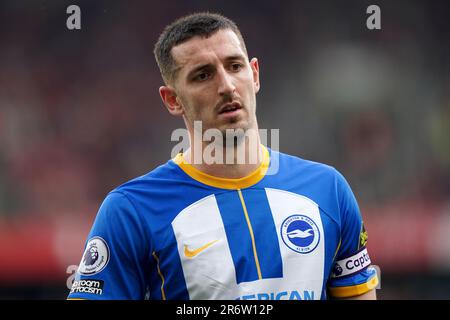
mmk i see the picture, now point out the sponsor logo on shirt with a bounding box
[359,223,368,249]
[70,279,104,295]
[78,237,110,275]
[184,240,219,258]
[236,290,315,300]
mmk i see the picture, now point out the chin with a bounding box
[219,121,249,133]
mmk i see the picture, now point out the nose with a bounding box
[217,67,236,96]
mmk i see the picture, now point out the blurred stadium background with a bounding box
[0,0,449,299]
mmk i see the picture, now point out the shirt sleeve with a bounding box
[327,170,378,298]
[67,191,151,300]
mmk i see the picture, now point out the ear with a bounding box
[250,58,260,93]
[159,86,184,116]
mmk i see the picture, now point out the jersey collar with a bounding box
[173,145,270,190]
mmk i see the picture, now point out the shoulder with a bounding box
[272,149,341,181]
[267,149,355,210]
[111,158,185,195]
[94,159,184,220]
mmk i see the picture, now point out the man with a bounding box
[68,12,378,300]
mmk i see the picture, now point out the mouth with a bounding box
[218,102,243,115]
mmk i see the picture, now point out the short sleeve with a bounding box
[327,171,378,298]
[68,191,151,300]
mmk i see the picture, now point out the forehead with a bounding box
[171,29,246,72]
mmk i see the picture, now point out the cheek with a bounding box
[238,78,257,102]
[181,91,212,118]
[240,71,257,94]
[192,90,215,109]
[177,92,195,114]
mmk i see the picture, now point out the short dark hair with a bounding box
[154,12,248,84]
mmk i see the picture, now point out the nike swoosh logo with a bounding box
[184,240,219,258]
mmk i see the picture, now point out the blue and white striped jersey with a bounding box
[68,146,378,300]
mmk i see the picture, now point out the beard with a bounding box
[222,127,246,148]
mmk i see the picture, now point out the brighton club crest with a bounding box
[281,214,320,254]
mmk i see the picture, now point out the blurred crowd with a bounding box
[1,0,449,218]
[0,0,449,297]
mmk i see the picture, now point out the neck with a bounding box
[183,128,263,179]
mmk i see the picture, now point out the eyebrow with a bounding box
[224,54,246,62]
[187,63,212,78]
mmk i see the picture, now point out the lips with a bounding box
[218,102,242,114]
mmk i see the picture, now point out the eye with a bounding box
[230,63,243,72]
[194,72,211,82]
